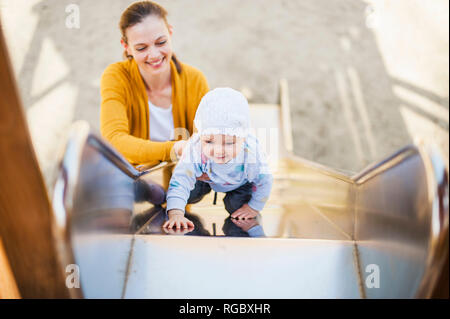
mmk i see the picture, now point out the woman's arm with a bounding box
[100,65,176,165]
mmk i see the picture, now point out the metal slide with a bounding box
[52,80,448,298]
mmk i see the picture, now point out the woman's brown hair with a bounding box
[119,1,181,73]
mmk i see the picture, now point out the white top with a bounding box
[148,100,174,142]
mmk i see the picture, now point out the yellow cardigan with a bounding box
[100,58,209,166]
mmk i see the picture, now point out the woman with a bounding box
[100,1,209,167]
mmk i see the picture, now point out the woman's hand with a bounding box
[163,209,194,229]
[173,140,188,158]
[231,203,259,220]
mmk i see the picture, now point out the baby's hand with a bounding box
[231,203,259,220]
[232,218,259,232]
[163,209,194,229]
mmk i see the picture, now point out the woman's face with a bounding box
[123,15,173,76]
[201,134,245,164]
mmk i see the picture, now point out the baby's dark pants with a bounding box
[187,181,252,214]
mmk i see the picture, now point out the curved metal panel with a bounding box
[353,143,448,298]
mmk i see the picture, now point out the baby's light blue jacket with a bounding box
[166,133,273,213]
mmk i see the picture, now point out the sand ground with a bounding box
[0,0,448,187]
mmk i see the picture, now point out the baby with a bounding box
[163,88,273,229]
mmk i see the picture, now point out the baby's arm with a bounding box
[248,140,274,211]
[247,168,273,212]
[232,163,273,220]
[164,144,200,229]
[232,136,273,219]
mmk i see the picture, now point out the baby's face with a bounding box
[200,134,245,164]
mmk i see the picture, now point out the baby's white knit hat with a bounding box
[194,87,250,138]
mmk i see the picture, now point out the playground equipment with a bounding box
[50,79,448,298]
[0,24,447,298]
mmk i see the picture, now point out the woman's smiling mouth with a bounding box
[146,56,165,68]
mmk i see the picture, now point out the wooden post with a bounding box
[0,238,20,299]
[0,21,70,298]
